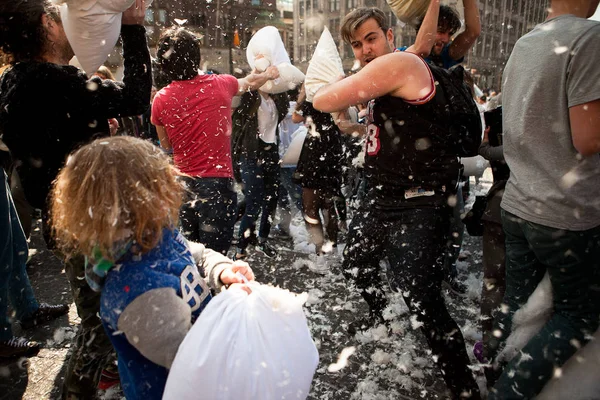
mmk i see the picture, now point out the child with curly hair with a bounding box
[51,136,254,400]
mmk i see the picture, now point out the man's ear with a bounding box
[386,28,394,48]
[41,13,54,30]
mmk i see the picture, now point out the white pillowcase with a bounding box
[304,27,344,103]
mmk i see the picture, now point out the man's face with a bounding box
[349,18,395,67]
[432,29,452,56]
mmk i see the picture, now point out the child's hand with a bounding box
[219,261,255,285]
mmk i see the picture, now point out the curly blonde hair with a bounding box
[51,136,183,261]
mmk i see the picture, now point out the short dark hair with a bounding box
[416,5,462,36]
[156,28,201,82]
[0,0,60,63]
[340,7,389,45]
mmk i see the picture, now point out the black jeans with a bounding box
[237,145,280,252]
[488,211,600,400]
[180,177,237,255]
[342,201,480,399]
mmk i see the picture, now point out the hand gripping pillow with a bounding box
[305,27,344,103]
[386,0,430,25]
[246,26,304,93]
[56,0,153,75]
[163,282,319,400]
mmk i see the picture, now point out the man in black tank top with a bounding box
[313,7,481,400]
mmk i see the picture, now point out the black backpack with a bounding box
[429,64,482,157]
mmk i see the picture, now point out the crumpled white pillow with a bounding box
[304,27,344,103]
[55,0,153,75]
[246,26,304,93]
[386,0,430,25]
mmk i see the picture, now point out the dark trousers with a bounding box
[237,146,280,252]
[488,211,600,400]
[342,202,480,399]
[481,221,506,362]
[180,177,237,255]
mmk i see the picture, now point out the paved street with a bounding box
[0,175,492,400]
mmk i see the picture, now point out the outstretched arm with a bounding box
[237,66,280,94]
[405,0,440,58]
[448,0,481,61]
[313,52,433,113]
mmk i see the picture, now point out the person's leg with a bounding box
[443,186,466,292]
[342,205,388,325]
[179,178,201,243]
[61,254,114,400]
[280,167,303,213]
[322,192,339,246]
[258,150,280,242]
[303,187,325,254]
[386,208,480,400]
[489,221,600,400]
[481,221,506,362]
[0,171,37,342]
[487,211,547,363]
[9,166,34,240]
[237,157,264,256]
[180,178,237,254]
[276,170,293,235]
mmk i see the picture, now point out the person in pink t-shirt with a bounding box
[152,28,278,254]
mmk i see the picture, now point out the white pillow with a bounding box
[304,27,344,103]
[260,63,305,94]
[57,0,153,76]
[386,0,430,25]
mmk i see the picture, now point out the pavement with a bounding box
[0,174,493,400]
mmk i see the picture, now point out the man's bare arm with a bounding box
[405,0,440,58]
[448,0,481,61]
[570,99,600,156]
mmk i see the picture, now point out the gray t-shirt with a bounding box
[501,14,600,231]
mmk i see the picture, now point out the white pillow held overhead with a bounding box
[386,0,430,25]
[57,0,153,76]
[305,27,344,103]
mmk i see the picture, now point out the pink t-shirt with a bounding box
[152,74,238,178]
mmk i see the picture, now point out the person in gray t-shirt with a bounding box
[488,1,600,399]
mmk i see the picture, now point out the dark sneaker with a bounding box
[443,277,468,297]
[347,312,386,335]
[256,241,277,258]
[272,225,292,240]
[233,251,247,261]
[0,336,40,358]
[20,303,69,329]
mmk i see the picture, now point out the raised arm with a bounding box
[88,0,152,118]
[237,66,280,94]
[448,0,481,61]
[405,0,441,58]
[313,52,433,113]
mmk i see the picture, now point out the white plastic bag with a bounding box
[163,282,319,400]
[305,27,345,103]
[386,0,430,25]
[246,26,304,93]
[57,0,153,75]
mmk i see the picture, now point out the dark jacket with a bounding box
[0,25,151,209]
[231,90,288,182]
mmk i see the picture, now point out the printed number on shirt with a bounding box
[180,265,210,312]
[366,124,381,155]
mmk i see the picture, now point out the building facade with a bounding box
[292,0,548,90]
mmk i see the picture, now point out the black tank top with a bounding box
[364,90,461,205]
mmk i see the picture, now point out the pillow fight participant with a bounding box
[152,27,280,255]
[402,0,481,295]
[0,0,151,397]
[402,0,480,69]
[293,84,344,255]
[1,169,68,358]
[50,136,255,400]
[231,78,289,260]
[486,1,600,398]
[313,8,481,399]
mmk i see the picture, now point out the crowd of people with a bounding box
[0,0,598,399]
